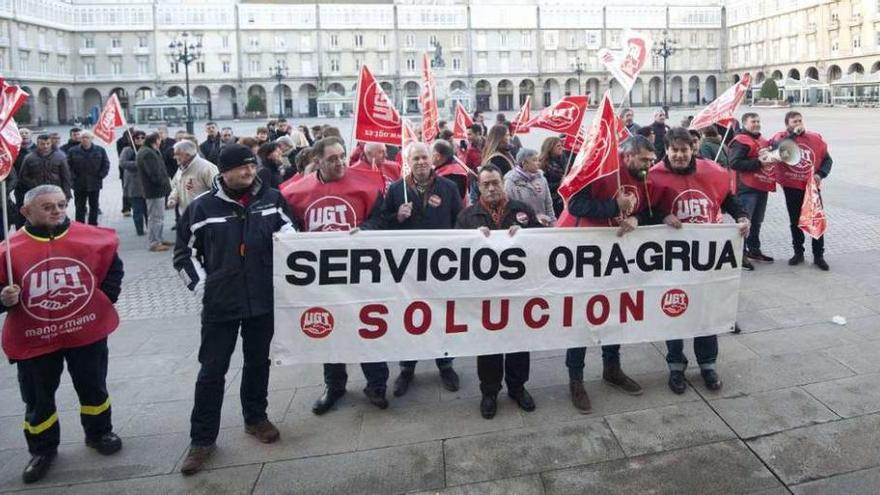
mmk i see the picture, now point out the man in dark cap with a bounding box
[174,144,297,475]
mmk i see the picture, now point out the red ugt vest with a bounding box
[556,165,651,227]
[770,130,828,191]
[1,222,120,360]
[648,159,730,224]
[282,167,386,231]
[351,159,401,192]
[731,133,776,192]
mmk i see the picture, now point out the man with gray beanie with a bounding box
[174,143,297,476]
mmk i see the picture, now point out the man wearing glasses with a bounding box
[281,136,391,415]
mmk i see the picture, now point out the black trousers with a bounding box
[783,186,824,257]
[323,362,389,393]
[74,190,100,225]
[17,338,112,455]
[665,336,718,371]
[477,352,530,395]
[190,313,274,447]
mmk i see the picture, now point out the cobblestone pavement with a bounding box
[2,106,880,494]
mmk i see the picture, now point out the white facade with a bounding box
[3,0,725,125]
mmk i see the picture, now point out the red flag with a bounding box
[0,119,22,182]
[452,101,473,140]
[689,74,751,131]
[798,174,827,239]
[558,91,619,202]
[565,114,627,153]
[0,79,28,132]
[511,96,531,134]
[354,65,402,146]
[524,96,589,137]
[93,94,126,144]
[419,54,440,143]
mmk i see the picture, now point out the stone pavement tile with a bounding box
[802,373,880,418]
[540,440,781,495]
[649,334,759,365]
[443,418,623,486]
[358,394,523,450]
[735,310,782,333]
[134,330,202,355]
[791,466,880,495]
[193,406,363,470]
[604,401,735,457]
[521,373,702,427]
[760,304,830,328]
[108,374,199,405]
[806,298,876,320]
[4,464,263,495]
[0,408,118,451]
[706,351,854,398]
[747,413,880,485]
[0,433,188,492]
[106,352,191,380]
[253,441,444,495]
[106,331,153,358]
[737,323,866,356]
[410,475,545,495]
[852,295,880,314]
[708,387,839,439]
[841,315,880,340]
[738,289,801,312]
[822,339,880,374]
[118,389,294,438]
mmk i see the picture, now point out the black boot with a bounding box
[508,388,536,412]
[363,387,389,409]
[480,394,498,419]
[85,432,123,455]
[22,452,56,484]
[439,367,460,392]
[701,369,723,391]
[312,388,346,415]
[668,370,687,394]
[788,253,805,266]
[393,370,414,397]
[813,257,830,271]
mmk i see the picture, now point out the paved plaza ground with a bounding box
[2,106,880,493]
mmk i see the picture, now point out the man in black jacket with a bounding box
[382,142,462,397]
[19,134,72,199]
[455,164,541,420]
[60,127,81,154]
[137,133,172,252]
[67,131,109,225]
[199,122,222,165]
[174,144,296,476]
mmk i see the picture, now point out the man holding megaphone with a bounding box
[770,111,833,271]
[729,112,778,271]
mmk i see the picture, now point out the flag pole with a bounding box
[1,180,12,286]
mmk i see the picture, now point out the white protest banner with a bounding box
[272,225,743,364]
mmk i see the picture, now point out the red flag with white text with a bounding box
[452,102,473,140]
[0,79,28,181]
[419,54,440,143]
[93,94,126,144]
[798,174,827,240]
[563,114,628,153]
[354,65,402,146]
[598,30,652,93]
[689,74,752,131]
[0,79,28,132]
[558,91,619,202]
[523,96,589,137]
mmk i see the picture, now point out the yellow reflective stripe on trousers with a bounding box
[22,412,59,435]
[80,398,111,416]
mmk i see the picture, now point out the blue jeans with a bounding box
[737,188,768,254]
[665,336,718,372]
[565,345,620,381]
[130,197,146,235]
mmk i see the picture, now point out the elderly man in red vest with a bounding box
[351,142,401,191]
[0,184,124,484]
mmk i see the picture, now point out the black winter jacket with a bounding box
[382,175,462,230]
[67,144,110,192]
[136,146,171,199]
[173,176,297,322]
[455,198,542,230]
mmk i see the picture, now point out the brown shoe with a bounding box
[149,244,171,252]
[603,364,643,395]
[180,444,215,476]
[244,419,280,444]
[569,380,592,413]
[161,240,175,247]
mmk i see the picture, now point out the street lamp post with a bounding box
[652,31,678,108]
[167,32,202,134]
[571,56,586,95]
[270,61,289,118]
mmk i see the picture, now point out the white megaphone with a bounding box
[764,139,801,166]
